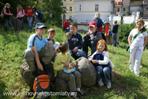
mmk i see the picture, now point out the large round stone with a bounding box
[77,57,97,87]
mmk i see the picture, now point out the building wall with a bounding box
[63,0,113,23]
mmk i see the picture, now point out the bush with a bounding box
[118,24,135,43]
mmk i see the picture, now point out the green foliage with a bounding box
[119,24,135,43]
[0,0,64,26]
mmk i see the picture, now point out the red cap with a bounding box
[89,21,96,28]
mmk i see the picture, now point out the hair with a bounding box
[59,42,69,53]
[96,39,108,51]
[70,22,78,28]
[136,18,145,26]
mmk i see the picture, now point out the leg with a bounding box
[103,67,112,85]
[59,71,77,92]
[83,36,90,56]
[129,47,137,72]
[96,66,104,86]
[133,47,144,76]
[73,71,81,89]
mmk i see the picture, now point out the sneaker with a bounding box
[98,79,104,87]
[77,89,85,96]
[106,81,112,89]
[70,92,79,99]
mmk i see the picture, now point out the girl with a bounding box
[54,42,82,97]
[128,18,148,76]
[89,39,112,89]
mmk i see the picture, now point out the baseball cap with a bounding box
[89,21,96,28]
[35,22,47,29]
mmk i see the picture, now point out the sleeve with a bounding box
[53,54,63,71]
[97,51,109,65]
[88,51,97,61]
[77,34,83,49]
[27,35,36,49]
[69,54,76,64]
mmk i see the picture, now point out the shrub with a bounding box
[118,24,135,43]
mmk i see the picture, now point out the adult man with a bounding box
[83,21,106,57]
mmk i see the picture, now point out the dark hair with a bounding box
[59,42,69,53]
[70,22,78,28]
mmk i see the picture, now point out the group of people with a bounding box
[0,3,43,31]
[63,12,119,47]
[22,20,114,98]
[20,10,148,98]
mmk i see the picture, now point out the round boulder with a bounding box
[77,57,97,87]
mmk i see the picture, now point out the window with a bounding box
[95,4,99,12]
[79,4,81,12]
[70,7,72,12]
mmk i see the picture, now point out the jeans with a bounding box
[27,16,33,30]
[112,33,118,46]
[4,16,13,30]
[58,70,81,91]
[96,66,112,85]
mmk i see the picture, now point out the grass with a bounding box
[0,28,148,99]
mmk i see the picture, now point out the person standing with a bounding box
[128,18,148,76]
[3,3,13,30]
[112,21,119,47]
[104,21,111,44]
[16,5,25,31]
[93,12,104,33]
[25,5,33,31]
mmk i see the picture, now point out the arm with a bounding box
[97,52,109,65]
[32,47,43,71]
[28,35,43,71]
[128,35,132,45]
[144,35,148,46]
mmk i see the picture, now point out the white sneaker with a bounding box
[107,82,112,89]
[98,79,104,87]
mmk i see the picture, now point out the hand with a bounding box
[73,47,78,53]
[91,60,98,64]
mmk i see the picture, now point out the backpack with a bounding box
[33,74,51,99]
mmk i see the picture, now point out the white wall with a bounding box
[73,0,113,23]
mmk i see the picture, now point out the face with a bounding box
[36,28,45,36]
[49,31,56,39]
[89,26,96,33]
[136,21,143,30]
[97,42,105,52]
[70,25,77,34]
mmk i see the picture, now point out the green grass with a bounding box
[0,28,148,99]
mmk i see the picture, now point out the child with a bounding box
[128,18,148,76]
[89,39,112,89]
[54,42,82,97]
[67,23,86,59]
[47,28,60,50]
